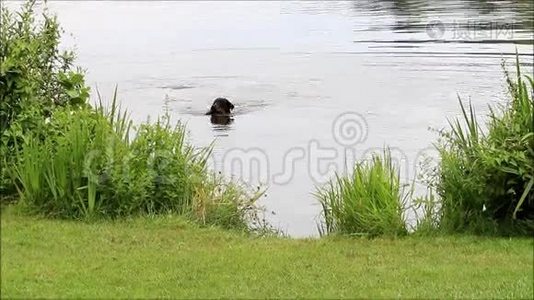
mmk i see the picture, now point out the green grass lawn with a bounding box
[1,209,533,299]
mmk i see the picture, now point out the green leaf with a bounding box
[66,89,79,99]
[513,178,533,219]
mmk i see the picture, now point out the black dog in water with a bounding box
[206,98,234,125]
[206,97,234,115]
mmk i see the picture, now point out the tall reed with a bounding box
[315,150,407,236]
[436,56,533,235]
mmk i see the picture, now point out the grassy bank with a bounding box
[1,210,532,299]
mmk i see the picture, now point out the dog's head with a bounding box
[215,98,234,111]
[206,98,234,115]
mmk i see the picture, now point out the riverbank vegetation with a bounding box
[315,58,533,237]
[1,1,263,231]
[434,59,534,235]
[0,1,89,199]
[0,1,532,298]
[316,151,408,236]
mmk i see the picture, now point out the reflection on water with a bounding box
[34,0,534,237]
[210,115,234,126]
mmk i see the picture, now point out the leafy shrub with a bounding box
[435,58,534,235]
[2,1,262,231]
[315,150,408,236]
[12,94,262,229]
[0,1,89,197]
